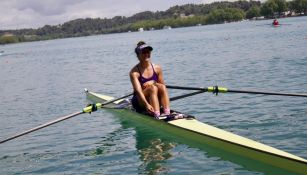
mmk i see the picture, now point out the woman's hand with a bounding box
[142,80,156,89]
[145,103,154,113]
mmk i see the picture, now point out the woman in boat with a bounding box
[130,41,170,119]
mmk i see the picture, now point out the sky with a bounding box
[0,0,227,30]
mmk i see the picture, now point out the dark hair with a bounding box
[135,41,146,55]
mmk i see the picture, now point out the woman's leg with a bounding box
[143,85,160,114]
[156,83,170,114]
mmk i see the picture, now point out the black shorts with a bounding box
[131,95,145,113]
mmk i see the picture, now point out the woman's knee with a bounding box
[148,84,158,94]
[156,83,166,92]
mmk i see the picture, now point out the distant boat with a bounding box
[138,28,144,32]
[272,19,279,26]
[163,26,172,30]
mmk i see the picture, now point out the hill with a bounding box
[1,0,305,44]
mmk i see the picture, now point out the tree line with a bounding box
[1,0,306,44]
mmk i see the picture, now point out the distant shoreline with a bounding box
[1,15,305,46]
[1,0,306,45]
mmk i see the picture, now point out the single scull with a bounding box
[85,89,307,175]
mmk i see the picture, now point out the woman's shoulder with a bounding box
[130,64,138,71]
[152,63,162,72]
[130,64,140,75]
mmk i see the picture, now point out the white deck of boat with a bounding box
[168,118,306,162]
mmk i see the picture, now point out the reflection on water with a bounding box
[138,139,175,175]
[85,115,177,175]
[107,111,301,175]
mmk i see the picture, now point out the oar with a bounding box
[170,90,207,101]
[0,92,133,144]
[166,85,307,97]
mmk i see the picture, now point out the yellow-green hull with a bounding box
[86,90,307,175]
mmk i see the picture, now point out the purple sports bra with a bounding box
[137,63,159,87]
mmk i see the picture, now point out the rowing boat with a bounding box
[85,90,307,174]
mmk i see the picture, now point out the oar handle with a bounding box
[170,90,206,101]
[166,85,227,95]
[166,85,208,91]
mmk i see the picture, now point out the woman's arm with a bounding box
[130,69,154,112]
[155,64,165,84]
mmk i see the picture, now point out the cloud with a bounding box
[15,0,86,16]
[0,0,207,30]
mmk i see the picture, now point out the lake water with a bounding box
[0,16,307,175]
